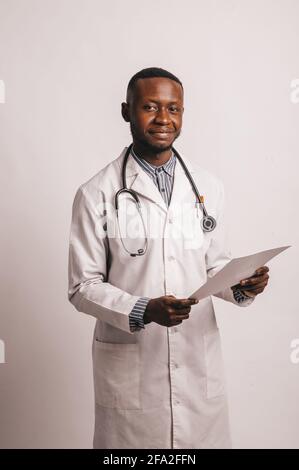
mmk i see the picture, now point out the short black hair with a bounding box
[126,67,183,102]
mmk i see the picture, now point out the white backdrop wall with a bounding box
[0,0,298,448]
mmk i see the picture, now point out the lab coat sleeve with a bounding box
[68,185,142,333]
[205,179,254,307]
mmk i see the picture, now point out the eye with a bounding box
[143,104,157,111]
[169,106,180,113]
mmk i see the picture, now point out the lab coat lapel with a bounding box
[125,152,168,213]
[169,154,196,207]
[120,147,197,212]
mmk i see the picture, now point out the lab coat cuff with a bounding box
[70,287,144,334]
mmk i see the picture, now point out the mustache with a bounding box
[131,136,181,155]
[129,125,181,149]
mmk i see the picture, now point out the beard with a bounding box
[129,124,181,154]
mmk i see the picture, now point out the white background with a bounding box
[0,0,298,448]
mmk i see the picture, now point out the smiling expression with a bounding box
[122,77,184,154]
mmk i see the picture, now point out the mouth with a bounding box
[149,130,175,139]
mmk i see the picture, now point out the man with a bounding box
[68,67,269,449]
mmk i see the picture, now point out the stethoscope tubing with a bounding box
[114,143,216,256]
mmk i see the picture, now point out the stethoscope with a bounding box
[115,143,217,257]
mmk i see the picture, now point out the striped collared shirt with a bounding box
[131,146,176,207]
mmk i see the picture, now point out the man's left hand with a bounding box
[233,265,270,298]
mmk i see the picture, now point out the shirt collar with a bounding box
[131,146,176,177]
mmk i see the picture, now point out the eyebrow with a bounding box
[142,99,182,104]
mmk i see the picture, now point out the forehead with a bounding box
[132,77,183,103]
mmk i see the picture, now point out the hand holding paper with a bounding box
[232,265,269,298]
[189,246,291,302]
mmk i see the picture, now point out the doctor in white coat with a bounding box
[68,67,270,449]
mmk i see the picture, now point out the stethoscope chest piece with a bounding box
[201,215,217,232]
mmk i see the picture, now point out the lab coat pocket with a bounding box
[203,329,226,399]
[93,340,141,410]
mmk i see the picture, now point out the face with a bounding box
[122,77,184,153]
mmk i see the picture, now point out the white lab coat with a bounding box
[68,146,253,449]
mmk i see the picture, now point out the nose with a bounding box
[154,107,171,124]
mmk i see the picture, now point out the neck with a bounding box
[132,142,172,166]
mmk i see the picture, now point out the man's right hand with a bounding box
[143,295,198,327]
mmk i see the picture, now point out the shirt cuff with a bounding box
[233,288,253,303]
[129,297,151,332]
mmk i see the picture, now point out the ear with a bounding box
[121,102,130,122]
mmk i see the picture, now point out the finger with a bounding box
[173,314,189,324]
[238,267,269,286]
[254,287,265,294]
[240,274,269,287]
[254,266,269,275]
[242,290,256,298]
[171,298,198,308]
[240,280,268,291]
[173,320,183,325]
[174,308,191,316]
[243,287,264,296]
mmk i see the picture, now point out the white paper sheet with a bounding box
[189,245,291,301]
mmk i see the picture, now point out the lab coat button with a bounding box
[169,326,178,334]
